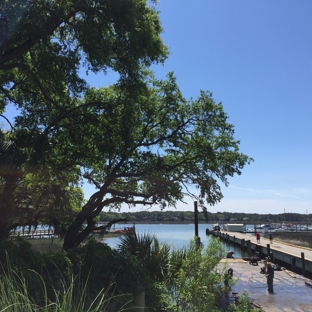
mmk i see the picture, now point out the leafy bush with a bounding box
[117,233,235,311]
[0,236,258,311]
[226,290,261,312]
[0,239,140,310]
[67,239,145,298]
[156,237,227,312]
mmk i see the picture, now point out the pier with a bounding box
[220,258,312,312]
[10,229,55,239]
[208,230,312,277]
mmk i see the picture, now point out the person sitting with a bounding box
[226,251,234,258]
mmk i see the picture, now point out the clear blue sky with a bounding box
[147,0,312,215]
[4,1,312,215]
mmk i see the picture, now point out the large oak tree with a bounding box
[0,0,167,241]
[60,73,252,250]
[0,0,252,250]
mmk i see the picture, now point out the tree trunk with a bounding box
[63,212,128,251]
[63,215,91,251]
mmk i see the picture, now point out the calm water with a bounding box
[102,223,249,258]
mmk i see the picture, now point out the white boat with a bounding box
[273,228,291,232]
[212,223,221,231]
[256,224,275,233]
[224,223,246,232]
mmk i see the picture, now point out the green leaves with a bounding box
[55,71,252,248]
[1,1,252,249]
[154,237,227,312]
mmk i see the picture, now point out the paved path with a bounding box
[221,258,312,312]
[220,230,312,261]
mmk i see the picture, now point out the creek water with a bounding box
[103,223,250,258]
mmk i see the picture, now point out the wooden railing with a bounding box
[10,229,55,239]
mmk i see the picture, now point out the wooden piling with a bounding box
[194,201,200,246]
[301,252,306,276]
[247,240,251,257]
[292,257,296,271]
[241,239,245,251]
[270,251,274,263]
[267,244,270,258]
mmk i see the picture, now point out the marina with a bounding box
[208,229,312,277]
[220,258,312,312]
[211,230,312,311]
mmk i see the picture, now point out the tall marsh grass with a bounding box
[0,266,130,312]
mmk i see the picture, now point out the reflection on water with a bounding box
[103,223,249,258]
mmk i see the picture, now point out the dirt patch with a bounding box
[27,238,63,252]
[26,236,109,253]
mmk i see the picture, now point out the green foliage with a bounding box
[226,290,261,312]
[64,72,252,249]
[0,0,168,244]
[0,239,44,278]
[0,234,260,311]
[0,125,84,240]
[0,239,72,299]
[118,232,172,282]
[100,210,312,223]
[0,262,129,312]
[157,237,227,312]
[117,233,236,311]
[1,0,252,250]
[67,239,145,297]
[0,239,140,310]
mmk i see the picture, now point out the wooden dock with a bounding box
[220,258,312,312]
[10,229,56,239]
[208,230,312,277]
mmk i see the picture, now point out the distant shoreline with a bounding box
[101,221,213,225]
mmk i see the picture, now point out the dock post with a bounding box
[194,201,200,247]
[292,257,296,271]
[247,240,251,257]
[301,252,306,276]
[233,236,235,245]
[267,244,270,258]
[241,239,245,251]
[270,252,274,263]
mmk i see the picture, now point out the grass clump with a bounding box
[0,266,130,312]
[0,239,142,311]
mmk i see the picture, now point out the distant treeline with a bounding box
[99,210,312,223]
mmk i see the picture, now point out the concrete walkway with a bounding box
[221,230,312,261]
[222,258,312,312]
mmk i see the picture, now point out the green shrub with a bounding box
[155,237,227,312]
[0,265,129,311]
[0,239,136,310]
[67,239,145,298]
[226,290,261,312]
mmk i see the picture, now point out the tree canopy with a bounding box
[0,0,167,242]
[0,0,252,250]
